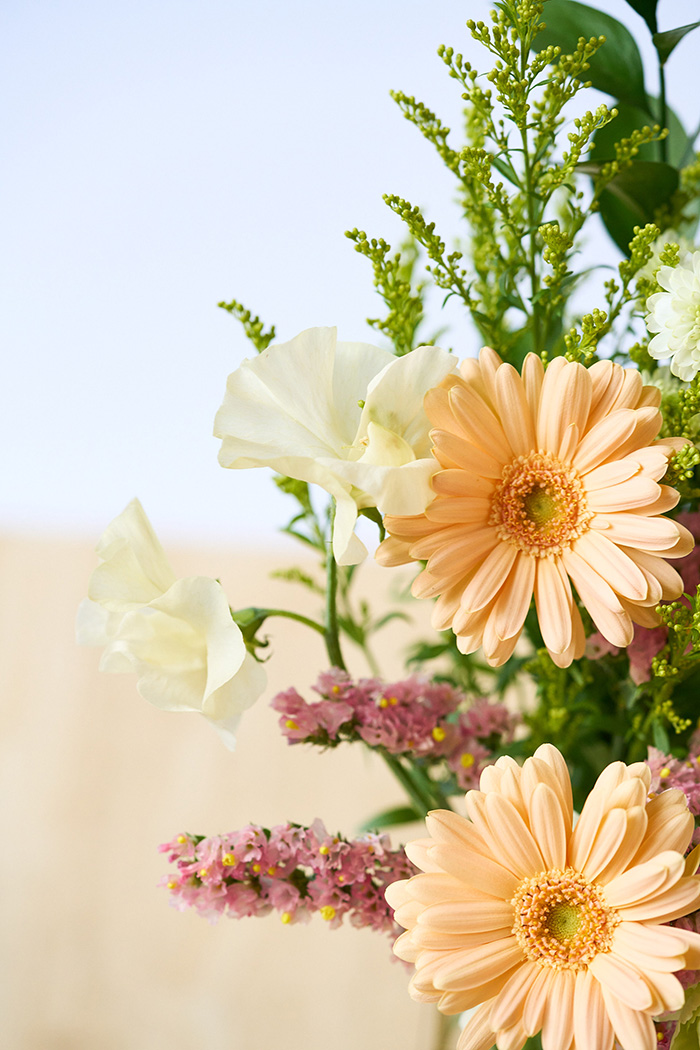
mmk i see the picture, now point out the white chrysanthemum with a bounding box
[646,250,700,381]
[77,499,266,748]
[213,327,457,564]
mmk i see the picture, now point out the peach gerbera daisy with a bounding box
[387,744,700,1050]
[376,348,694,667]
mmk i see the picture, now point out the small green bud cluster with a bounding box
[344,229,426,356]
[218,298,276,354]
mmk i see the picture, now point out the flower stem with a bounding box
[256,609,326,636]
[658,58,668,164]
[324,510,347,671]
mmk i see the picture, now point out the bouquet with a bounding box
[77,2,700,1048]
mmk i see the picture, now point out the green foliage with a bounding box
[653,21,700,66]
[218,298,276,353]
[344,231,428,355]
[532,0,650,113]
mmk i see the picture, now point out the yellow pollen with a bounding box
[491,452,591,557]
[267,866,277,876]
[378,698,389,708]
[660,767,671,779]
[252,863,261,873]
[281,912,292,924]
[337,875,344,883]
[167,880,178,890]
[388,696,398,706]
[319,845,330,855]
[511,867,618,971]
[198,869,208,878]
[222,853,237,866]
[176,835,188,844]
[460,752,475,768]
[332,685,340,694]
[285,719,299,730]
[320,906,336,921]
[432,726,446,742]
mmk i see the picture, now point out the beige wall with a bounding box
[0,532,449,1049]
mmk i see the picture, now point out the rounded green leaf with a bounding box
[597,160,679,255]
[532,0,650,114]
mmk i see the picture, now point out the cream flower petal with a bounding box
[523,965,557,1035]
[599,983,656,1050]
[528,783,567,871]
[541,969,575,1050]
[449,383,514,461]
[461,542,519,613]
[457,999,500,1050]
[494,363,537,457]
[490,960,542,1030]
[491,552,536,640]
[631,790,695,865]
[521,352,544,417]
[417,899,515,934]
[439,970,520,1015]
[588,952,652,1011]
[87,497,176,608]
[432,936,523,991]
[573,970,614,1050]
[534,556,573,653]
[603,850,686,908]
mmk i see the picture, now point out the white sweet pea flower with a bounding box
[213,327,457,564]
[646,249,700,381]
[76,499,266,749]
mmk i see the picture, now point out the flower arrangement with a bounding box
[78,1,700,1048]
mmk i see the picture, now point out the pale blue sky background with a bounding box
[2,0,699,546]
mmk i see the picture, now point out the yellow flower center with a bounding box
[491,452,591,556]
[511,867,618,971]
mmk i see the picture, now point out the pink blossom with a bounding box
[159,820,416,947]
[270,671,517,791]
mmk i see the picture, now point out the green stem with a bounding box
[518,35,543,354]
[658,59,668,164]
[255,608,326,636]
[382,753,438,816]
[324,514,346,671]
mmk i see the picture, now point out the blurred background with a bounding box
[1,0,699,1046]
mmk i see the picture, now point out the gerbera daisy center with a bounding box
[491,452,591,556]
[511,867,618,971]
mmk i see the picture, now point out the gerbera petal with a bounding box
[536,356,569,448]
[616,878,700,922]
[492,553,536,641]
[448,383,513,462]
[417,898,515,934]
[439,969,520,1015]
[431,429,504,477]
[470,791,546,878]
[431,468,496,499]
[631,791,695,865]
[613,922,686,971]
[612,407,663,461]
[425,497,492,524]
[619,547,683,601]
[522,965,557,1036]
[528,782,567,870]
[573,970,614,1050]
[592,806,647,884]
[598,983,656,1050]
[534,556,573,653]
[432,936,523,991]
[586,476,660,512]
[490,959,541,1030]
[572,410,638,475]
[521,352,544,417]
[549,602,586,667]
[604,850,686,908]
[457,1000,499,1050]
[541,969,575,1050]
[591,511,683,551]
[426,842,521,900]
[494,363,537,457]
[461,543,519,613]
[580,807,628,881]
[588,952,653,1011]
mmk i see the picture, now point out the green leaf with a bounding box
[359,805,422,832]
[597,160,679,255]
[532,0,650,114]
[622,0,657,34]
[652,719,671,752]
[592,100,689,167]
[653,21,700,65]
